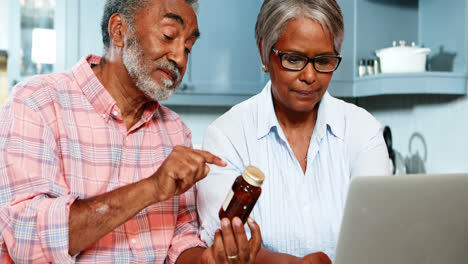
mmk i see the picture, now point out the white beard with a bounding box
[122,37,181,101]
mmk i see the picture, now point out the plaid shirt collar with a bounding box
[72,55,160,125]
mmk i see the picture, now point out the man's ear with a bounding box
[108,13,126,48]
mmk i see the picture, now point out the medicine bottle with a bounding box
[219,166,265,223]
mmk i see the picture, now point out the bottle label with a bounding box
[222,189,234,211]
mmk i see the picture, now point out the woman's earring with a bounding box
[262,65,269,73]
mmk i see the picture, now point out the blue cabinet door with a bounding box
[78,0,105,58]
[167,0,267,106]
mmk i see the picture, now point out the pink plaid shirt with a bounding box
[0,55,206,263]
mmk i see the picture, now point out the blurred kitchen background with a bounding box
[1,0,467,174]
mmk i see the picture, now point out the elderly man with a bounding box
[0,0,261,263]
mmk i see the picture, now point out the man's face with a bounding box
[122,0,199,101]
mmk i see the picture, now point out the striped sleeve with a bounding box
[166,186,207,263]
[0,87,76,263]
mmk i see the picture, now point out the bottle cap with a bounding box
[242,166,265,187]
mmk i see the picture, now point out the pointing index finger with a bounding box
[194,149,227,167]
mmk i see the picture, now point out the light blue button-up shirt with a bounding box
[197,81,390,259]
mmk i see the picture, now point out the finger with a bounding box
[185,159,209,184]
[220,218,239,262]
[247,217,262,259]
[188,157,215,184]
[183,155,205,183]
[173,163,198,195]
[184,151,216,183]
[204,164,210,176]
[232,217,250,263]
[194,149,227,167]
[213,229,227,263]
[174,153,206,192]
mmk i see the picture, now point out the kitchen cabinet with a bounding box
[331,0,468,97]
[7,0,78,88]
[12,0,464,104]
[54,0,104,70]
[76,0,105,60]
[8,0,56,87]
[166,0,266,106]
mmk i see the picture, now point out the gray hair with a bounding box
[101,0,199,51]
[255,0,344,66]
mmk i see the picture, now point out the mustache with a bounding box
[156,59,181,83]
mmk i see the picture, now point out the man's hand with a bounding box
[200,217,262,263]
[292,252,332,264]
[149,145,226,202]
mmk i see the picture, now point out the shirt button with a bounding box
[101,114,106,118]
[113,110,119,116]
[131,239,137,244]
[126,137,129,141]
[303,205,311,213]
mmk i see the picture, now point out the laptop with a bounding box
[334,174,468,264]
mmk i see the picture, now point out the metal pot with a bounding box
[375,40,431,73]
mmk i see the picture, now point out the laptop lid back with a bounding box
[335,174,468,264]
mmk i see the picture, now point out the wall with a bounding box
[169,106,230,148]
[359,93,468,174]
[0,0,8,50]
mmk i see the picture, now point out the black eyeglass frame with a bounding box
[271,47,342,73]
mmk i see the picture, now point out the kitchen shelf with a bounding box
[165,92,253,107]
[330,72,468,97]
[329,0,468,99]
[166,72,468,105]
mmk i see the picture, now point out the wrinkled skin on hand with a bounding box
[149,145,226,202]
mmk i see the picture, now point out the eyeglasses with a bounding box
[272,47,342,72]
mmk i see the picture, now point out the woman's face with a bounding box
[267,17,336,113]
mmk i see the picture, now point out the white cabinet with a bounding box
[7,0,80,88]
[7,0,113,88]
[8,0,55,87]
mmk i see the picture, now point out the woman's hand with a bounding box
[291,252,332,264]
[200,217,262,263]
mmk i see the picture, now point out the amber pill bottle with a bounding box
[219,165,265,223]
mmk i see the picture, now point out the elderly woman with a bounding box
[197,0,390,263]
